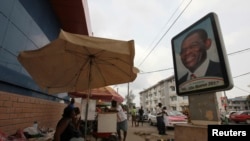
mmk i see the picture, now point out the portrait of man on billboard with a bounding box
[179,28,223,84]
[172,13,233,95]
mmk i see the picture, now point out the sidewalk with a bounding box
[126,120,175,141]
[86,120,175,141]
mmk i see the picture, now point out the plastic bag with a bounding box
[0,130,7,141]
[7,129,27,141]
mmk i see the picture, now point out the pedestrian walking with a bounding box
[137,106,144,126]
[110,100,128,141]
[131,106,137,127]
[156,103,167,135]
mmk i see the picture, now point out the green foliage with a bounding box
[125,90,135,109]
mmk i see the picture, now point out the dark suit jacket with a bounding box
[178,60,223,85]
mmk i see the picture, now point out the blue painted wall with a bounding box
[0,0,68,101]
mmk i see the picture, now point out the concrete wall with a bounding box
[175,124,208,141]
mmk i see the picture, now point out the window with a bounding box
[172,107,177,110]
[183,96,188,100]
[171,96,177,101]
[170,86,175,91]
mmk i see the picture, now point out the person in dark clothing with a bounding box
[54,106,83,141]
[137,106,144,126]
[68,98,75,108]
[156,103,167,135]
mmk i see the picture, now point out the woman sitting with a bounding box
[54,106,83,141]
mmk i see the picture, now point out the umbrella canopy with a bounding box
[17,29,137,137]
[17,29,137,94]
[69,86,124,103]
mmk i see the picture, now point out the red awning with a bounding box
[68,86,124,103]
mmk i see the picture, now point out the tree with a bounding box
[125,90,135,109]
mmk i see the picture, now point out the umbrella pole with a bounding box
[84,88,90,138]
[84,58,93,139]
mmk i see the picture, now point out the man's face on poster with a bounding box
[180,32,209,72]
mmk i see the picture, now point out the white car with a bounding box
[148,110,188,128]
[148,112,157,126]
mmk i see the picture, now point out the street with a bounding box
[125,120,175,141]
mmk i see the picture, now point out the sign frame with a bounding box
[171,12,233,96]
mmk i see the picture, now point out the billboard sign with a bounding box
[171,12,233,96]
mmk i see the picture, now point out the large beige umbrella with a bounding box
[17,29,137,93]
[17,29,137,137]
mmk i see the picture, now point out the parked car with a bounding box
[143,111,149,121]
[148,110,188,128]
[148,111,157,126]
[225,111,237,120]
[164,110,188,128]
[229,110,250,124]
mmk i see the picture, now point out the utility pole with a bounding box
[127,82,130,120]
[223,91,228,112]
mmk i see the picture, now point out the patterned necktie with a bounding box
[190,74,196,79]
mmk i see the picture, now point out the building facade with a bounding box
[139,75,189,112]
[0,0,91,135]
[226,96,250,111]
[139,75,225,113]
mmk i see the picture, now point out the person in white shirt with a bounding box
[156,103,167,135]
[111,100,128,141]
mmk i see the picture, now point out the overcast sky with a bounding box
[87,0,250,106]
